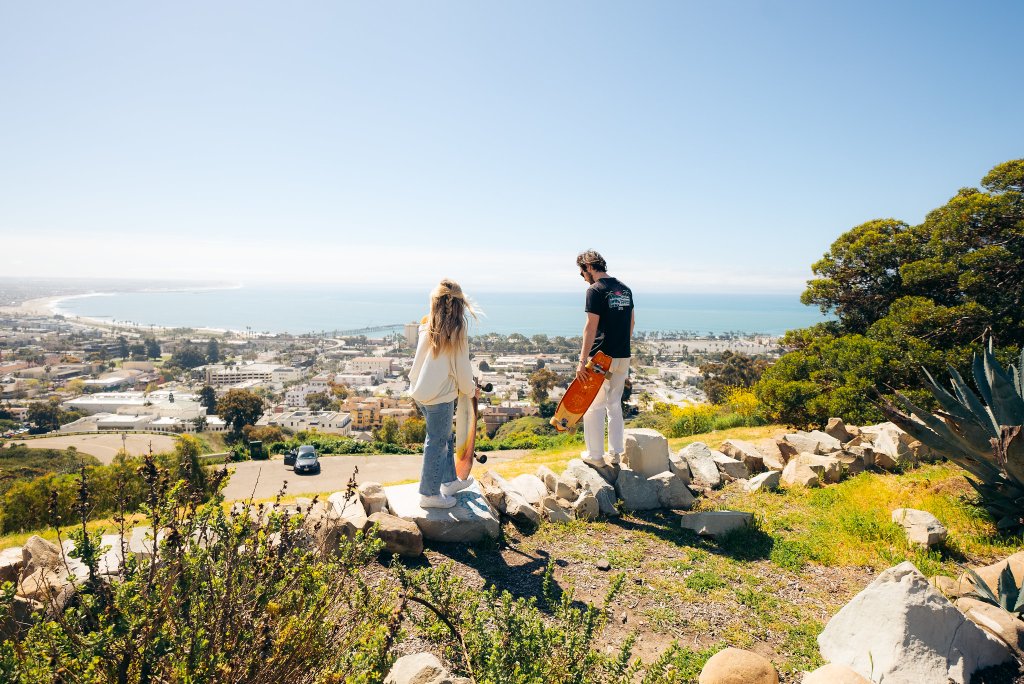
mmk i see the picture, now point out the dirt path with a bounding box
[17,434,178,465]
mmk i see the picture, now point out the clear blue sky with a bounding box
[1,1,1021,293]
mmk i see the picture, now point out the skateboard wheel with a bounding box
[476,453,487,464]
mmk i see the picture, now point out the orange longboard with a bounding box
[454,391,479,480]
[550,351,613,432]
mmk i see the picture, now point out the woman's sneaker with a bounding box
[440,476,474,498]
[581,453,606,468]
[420,494,457,509]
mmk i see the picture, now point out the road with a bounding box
[220,449,532,501]
[15,434,179,465]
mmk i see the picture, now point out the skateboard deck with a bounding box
[454,390,478,480]
[550,351,613,432]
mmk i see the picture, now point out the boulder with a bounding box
[834,451,867,477]
[98,534,125,577]
[955,596,1024,659]
[824,417,854,443]
[358,482,389,515]
[542,496,572,523]
[476,471,506,511]
[328,490,371,536]
[801,663,870,683]
[817,561,1012,684]
[572,493,600,521]
[860,422,912,469]
[565,459,618,517]
[615,468,661,511]
[680,511,752,538]
[384,481,500,543]
[18,536,78,609]
[384,652,451,684]
[0,594,38,640]
[681,443,722,489]
[892,508,948,548]
[553,476,577,500]
[667,451,692,484]
[536,465,559,493]
[720,439,765,473]
[744,470,781,492]
[648,471,696,509]
[509,474,548,505]
[480,470,540,525]
[798,453,841,484]
[698,647,778,684]
[128,526,161,561]
[960,551,1024,595]
[368,512,423,557]
[754,439,787,469]
[806,430,843,453]
[931,574,971,599]
[622,428,671,477]
[711,451,749,481]
[779,433,822,458]
[781,458,820,488]
[845,444,875,468]
[0,546,24,584]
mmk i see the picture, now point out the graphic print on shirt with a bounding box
[608,289,632,310]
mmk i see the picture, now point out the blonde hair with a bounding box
[428,279,477,357]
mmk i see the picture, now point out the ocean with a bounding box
[54,286,826,337]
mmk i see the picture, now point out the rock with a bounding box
[476,470,506,511]
[781,457,820,488]
[817,561,1012,684]
[554,477,578,500]
[0,594,38,639]
[328,490,371,536]
[798,453,842,484]
[932,574,971,599]
[801,662,870,683]
[720,439,765,473]
[680,511,752,538]
[565,459,619,517]
[18,536,78,610]
[960,551,1024,595]
[956,596,1024,659]
[745,470,781,492]
[648,471,696,509]
[667,451,692,484]
[622,428,671,477]
[806,430,843,453]
[588,460,622,485]
[834,451,867,476]
[845,444,875,468]
[480,470,541,525]
[615,468,661,511]
[368,512,423,556]
[98,534,125,576]
[754,439,787,469]
[779,433,822,458]
[681,442,722,489]
[596,559,611,571]
[825,417,854,443]
[711,451,749,481]
[384,481,500,543]
[128,526,161,561]
[509,474,548,505]
[358,482,388,515]
[542,496,572,523]
[698,647,778,684]
[871,429,903,470]
[384,652,451,684]
[536,465,559,493]
[572,493,600,521]
[892,508,948,547]
[860,422,913,469]
[0,546,24,584]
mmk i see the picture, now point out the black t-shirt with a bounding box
[585,277,633,358]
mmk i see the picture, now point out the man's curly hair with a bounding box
[576,249,607,272]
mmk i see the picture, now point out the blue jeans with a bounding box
[417,400,456,496]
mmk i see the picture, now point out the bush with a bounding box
[274,432,418,456]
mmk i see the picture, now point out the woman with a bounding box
[408,279,478,508]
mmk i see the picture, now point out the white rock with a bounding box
[368,512,423,557]
[817,561,1012,684]
[98,534,125,576]
[680,511,752,538]
[806,430,843,453]
[824,417,855,443]
[798,453,842,484]
[565,459,618,516]
[536,465,559,493]
[384,481,500,543]
[128,526,161,561]
[481,470,542,525]
[781,457,820,488]
[358,482,389,515]
[667,451,692,484]
[572,493,600,521]
[615,468,661,511]
[892,508,948,547]
[648,471,695,509]
[779,433,821,458]
[328,490,370,535]
[622,428,671,477]
[745,471,781,492]
[542,496,572,523]
[720,439,765,473]
[384,652,450,684]
[711,451,750,480]
[801,663,870,683]
[0,547,24,584]
[509,474,548,505]
[681,442,721,489]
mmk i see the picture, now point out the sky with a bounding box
[1,1,1022,294]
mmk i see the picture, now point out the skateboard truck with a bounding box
[473,380,492,463]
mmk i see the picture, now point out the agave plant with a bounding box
[880,340,1024,530]
[961,564,1024,618]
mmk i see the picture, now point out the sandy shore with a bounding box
[0,295,66,317]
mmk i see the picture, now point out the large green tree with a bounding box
[758,159,1024,427]
[216,389,265,439]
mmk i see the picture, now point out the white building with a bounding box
[335,373,379,387]
[63,391,199,416]
[347,357,394,375]
[203,363,302,388]
[258,409,352,435]
[403,322,419,347]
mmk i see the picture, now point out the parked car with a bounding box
[284,446,304,466]
[293,446,321,475]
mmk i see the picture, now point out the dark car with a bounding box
[293,446,321,475]
[283,448,299,466]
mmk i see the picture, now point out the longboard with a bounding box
[454,391,479,480]
[550,351,613,432]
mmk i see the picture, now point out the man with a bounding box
[575,249,634,467]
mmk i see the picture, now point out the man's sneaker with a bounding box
[420,494,457,509]
[606,452,621,466]
[440,476,474,498]
[581,453,606,468]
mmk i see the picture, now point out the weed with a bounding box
[685,570,726,594]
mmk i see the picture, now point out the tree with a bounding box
[216,389,264,439]
[117,336,129,360]
[198,385,217,409]
[399,417,426,444]
[528,368,560,404]
[374,417,400,445]
[242,424,285,444]
[129,343,147,360]
[478,359,491,372]
[144,338,162,359]
[207,338,220,363]
[28,399,62,433]
[699,352,768,404]
[330,383,350,400]
[169,345,206,370]
[305,391,331,411]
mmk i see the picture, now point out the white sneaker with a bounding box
[581,453,606,468]
[606,452,621,466]
[420,494,457,509]
[440,476,474,498]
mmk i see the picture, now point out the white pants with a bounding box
[582,356,630,459]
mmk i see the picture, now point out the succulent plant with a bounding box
[880,340,1024,530]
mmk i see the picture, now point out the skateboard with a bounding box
[454,381,490,480]
[549,351,613,432]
